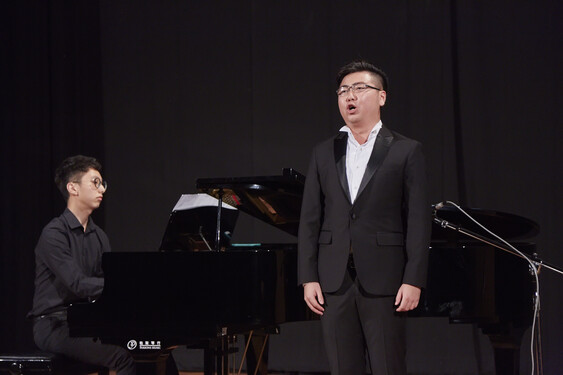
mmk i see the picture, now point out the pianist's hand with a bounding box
[303,282,325,316]
[394,283,421,312]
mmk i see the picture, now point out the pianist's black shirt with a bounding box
[27,208,109,318]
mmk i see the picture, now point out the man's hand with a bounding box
[303,282,325,315]
[394,283,421,312]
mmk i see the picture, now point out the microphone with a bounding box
[432,202,450,227]
[432,201,446,210]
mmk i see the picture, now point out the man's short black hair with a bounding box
[54,155,102,201]
[336,60,389,91]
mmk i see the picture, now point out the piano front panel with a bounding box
[68,249,308,344]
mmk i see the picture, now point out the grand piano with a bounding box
[68,169,309,375]
[67,168,539,375]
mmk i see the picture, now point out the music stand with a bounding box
[159,194,239,251]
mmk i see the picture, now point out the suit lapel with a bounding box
[333,131,351,202]
[356,126,394,199]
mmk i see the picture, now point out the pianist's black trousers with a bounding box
[320,266,407,375]
[33,315,136,375]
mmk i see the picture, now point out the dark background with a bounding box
[1,1,561,374]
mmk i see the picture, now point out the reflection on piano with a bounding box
[67,168,538,375]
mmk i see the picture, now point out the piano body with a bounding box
[67,168,539,375]
[68,168,309,375]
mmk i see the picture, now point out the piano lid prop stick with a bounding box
[215,189,223,251]
[199,225,212,251]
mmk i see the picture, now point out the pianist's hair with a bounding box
[336,60,389,92]
[54,155,103,201]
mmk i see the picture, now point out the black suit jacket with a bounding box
[298,126,431,295]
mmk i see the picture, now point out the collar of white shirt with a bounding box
[339,121,382,146]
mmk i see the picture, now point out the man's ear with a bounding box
[379,90,387,106]
[67,181,79,197]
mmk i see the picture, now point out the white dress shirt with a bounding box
[339,121,382,203]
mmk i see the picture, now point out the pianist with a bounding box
[26,155,136,375]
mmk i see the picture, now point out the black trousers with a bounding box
[33,315,137,375]
[320,263,407,375]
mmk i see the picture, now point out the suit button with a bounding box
[351,212,357,220]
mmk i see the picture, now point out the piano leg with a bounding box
[217,336,228,375]
[488,333,524,375]
[492,346,520,375]
[135,351,178,375]
[201,336,236,375]
[203,346,215,375]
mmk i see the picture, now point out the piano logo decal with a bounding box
[126,340,162,350]
[126,340,137,350]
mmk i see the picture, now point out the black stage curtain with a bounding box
[1,0,104,351]
[1,1,561,374]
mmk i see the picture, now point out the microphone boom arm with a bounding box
[432,215,562,276]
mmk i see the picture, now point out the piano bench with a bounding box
[0,352,109,375]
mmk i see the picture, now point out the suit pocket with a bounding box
[318,230,332,244]
[376,232,404,246]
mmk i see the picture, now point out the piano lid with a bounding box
[432,206,540,242]
[196,168,305,237]
[196,168,540,242]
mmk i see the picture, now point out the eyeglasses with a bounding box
[336,83,382,97]
[90,177,107,191]
[74,177,108,191]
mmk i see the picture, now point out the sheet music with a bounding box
[172,193,237,212]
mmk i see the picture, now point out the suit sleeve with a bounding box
[297,148,324,285]
[402,142,431,288]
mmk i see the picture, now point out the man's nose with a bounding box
[346,90,357,100]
